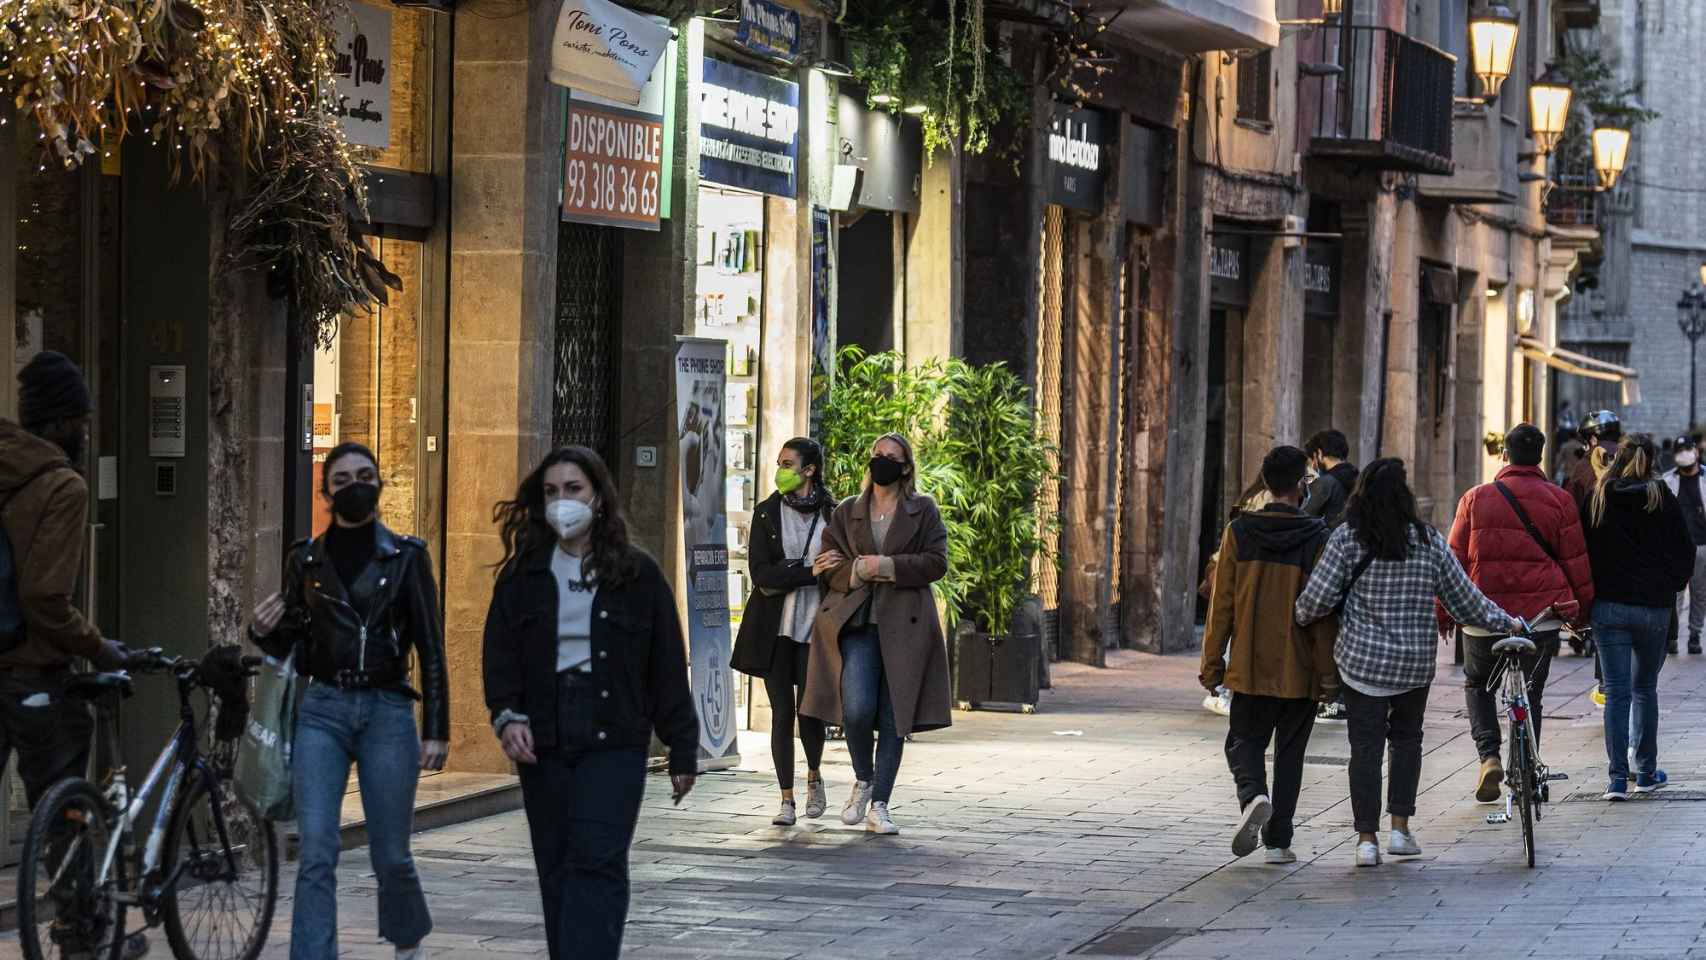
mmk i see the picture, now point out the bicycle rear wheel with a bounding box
[160,775,279,960]
[1510,726,1536,868]
[17,778,126,960]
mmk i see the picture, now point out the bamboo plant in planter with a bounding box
[936,362,1058,713]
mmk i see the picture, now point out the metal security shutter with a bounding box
[553,222,622,462]
[1035,205,1067,656]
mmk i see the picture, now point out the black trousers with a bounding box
[517,671,648,960]
[0,670,92,806]
[1224,693,1315,850]
[1461,630,1556,761]
[762,639,825,791]
[1344,684,1429,835]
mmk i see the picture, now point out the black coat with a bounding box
[731,493,832,678]
[481,546,699,775]
[1581,480,1696,609]
[256,524,450,742]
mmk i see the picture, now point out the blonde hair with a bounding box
[1589,433,1664,528]
[862,432,918,497]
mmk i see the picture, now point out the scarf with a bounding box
[783,485,833,514]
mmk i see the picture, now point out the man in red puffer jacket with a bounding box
[1440,423,1595,804]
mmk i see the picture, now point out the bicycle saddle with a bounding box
[64,671,134,701]
[1491,636,1537,656]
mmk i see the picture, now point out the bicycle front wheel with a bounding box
[1510,726,1537,868]
[160,775,279,960]
[17,778,126,960]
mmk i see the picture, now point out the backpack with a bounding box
[0,464,64,652]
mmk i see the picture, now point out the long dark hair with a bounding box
[1590,433,1664,527]
[321,441,379,495]
[492,446,641,586]
[1344,458,1428,561]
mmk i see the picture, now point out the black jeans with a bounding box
[763,639,825,791]
[1461,630,1556,761]
[1224,693,1316,850]
[1344,684,1429,835]
[517,671,648,960]
[0,669,92,806]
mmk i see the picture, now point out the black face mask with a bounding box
[869,456,907,488]
[331,482,381,524]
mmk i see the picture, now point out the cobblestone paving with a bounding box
[11,641,1706,959]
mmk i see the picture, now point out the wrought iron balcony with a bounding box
[1556,0,1600,29]
[1305,25,1456,175]
[1546,154,1598,228]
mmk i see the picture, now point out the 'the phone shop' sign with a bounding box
[699,58,799,198]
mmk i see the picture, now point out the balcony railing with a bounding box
[1546,156,1598,228]
[1305,25,1455,175]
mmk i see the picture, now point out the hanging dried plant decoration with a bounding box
[0,0,384,340]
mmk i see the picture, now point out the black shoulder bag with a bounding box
[1332,551,1377,617]
[1492,480,1565,574]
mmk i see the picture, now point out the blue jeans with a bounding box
[840,626,903,803]
[291,684,431,959]
[1594,601,1669,781]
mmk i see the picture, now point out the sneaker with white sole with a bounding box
[1604,778,1630,801]
[868,801,900,835]
[1202,691,1232,717]
[1232,795,1273,858]
[1387,829,1421,857]
[1635,770,1669,793]
[396,945,427,960]
[1316,700,1349,724]
[773,799,797,827]
[1264,847,1296,865]
[1355,841,1382,867]
[841,780,872,825]
[804,778,827,819]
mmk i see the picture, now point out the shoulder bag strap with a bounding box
[797,511,821,562]
[1492,480,1564,572]
[1333,550,1377,616]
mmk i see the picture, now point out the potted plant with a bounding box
[935,361,1058,712]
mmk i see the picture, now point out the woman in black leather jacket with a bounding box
[251,442,447,960]
[482,445,697,960]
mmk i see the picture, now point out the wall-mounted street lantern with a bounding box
[1679,284,1706,427]
[1592,125,1631,190]
[1528,64,1573,155]
[1468,4,1521,101]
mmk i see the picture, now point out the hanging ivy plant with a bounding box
[841,0,1030,158]
[1555,49,1659,170]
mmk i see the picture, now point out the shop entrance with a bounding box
[836,210,895,354]
[1199,307,1236,623]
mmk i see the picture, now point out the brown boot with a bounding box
[1476,757,1504,803]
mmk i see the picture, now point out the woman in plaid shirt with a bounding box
[1296,459,1518,868]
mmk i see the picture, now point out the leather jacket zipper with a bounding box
[313,588,372,674]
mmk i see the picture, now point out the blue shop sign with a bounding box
[736,0,800,63]
[699,58,799,198]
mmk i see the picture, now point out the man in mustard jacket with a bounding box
[1201,445,1338,864]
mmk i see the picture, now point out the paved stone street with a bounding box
[12,642,1706,959]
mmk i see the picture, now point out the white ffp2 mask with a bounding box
[546,498,595,540]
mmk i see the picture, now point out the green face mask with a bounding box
[775,466,806,494]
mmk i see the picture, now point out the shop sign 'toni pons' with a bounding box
[699,58,800,198]
[1046,104,1114,212]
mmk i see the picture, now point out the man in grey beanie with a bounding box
[0,351,137,955]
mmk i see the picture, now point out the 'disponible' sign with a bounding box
[563,101,664,229]
[331,1,391,149]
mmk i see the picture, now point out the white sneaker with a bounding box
[1355,841,1382,867]
[396,945,427,960]
[1232,795,1272,857]
[868,801,900,835]
[773,799,797,827]
[1264,847,1297,864]
[804,778,827,819]
[1388,829,1421,857]
[841,780,872,825]
[1202,692,1232,717]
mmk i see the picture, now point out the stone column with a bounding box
[442,1,563,773]
[1341,189,1396,465]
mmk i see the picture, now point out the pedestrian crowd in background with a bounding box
[1201,412,1701,867]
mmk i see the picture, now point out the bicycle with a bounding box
[17,645,280,960]
[1483,612,1571,868]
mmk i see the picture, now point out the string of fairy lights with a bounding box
[0,0,384,338]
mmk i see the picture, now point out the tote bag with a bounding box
[235,651,299,821]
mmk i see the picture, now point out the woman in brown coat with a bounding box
[801,433,951,835]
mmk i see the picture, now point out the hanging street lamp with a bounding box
[1592,125,1631,190]
[1468,4,1521,102]
[1678,285,1706,428]
[1529,64,1573,156]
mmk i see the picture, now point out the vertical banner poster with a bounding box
[675,338,738,767]
[810,208,832,434]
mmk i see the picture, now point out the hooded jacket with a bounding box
[0,419,101,668]
[1303,462,1360,527]
[1201,503,1337,700]
[1580,478,1696,609]
[1440,464,1595,629]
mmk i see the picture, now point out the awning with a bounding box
[548,0,670,106]
[1517,336,1642,406]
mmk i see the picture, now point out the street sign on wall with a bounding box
[548,0,671,106]
[699,58,799,198]
[736,0,801,63]
[331,1,391,149]
[1304,241,1339,317]
[1045,104,1113,212]
[1209,234,1251,308]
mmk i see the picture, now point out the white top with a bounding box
[776,506,826,644]
[551,548,596,673]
